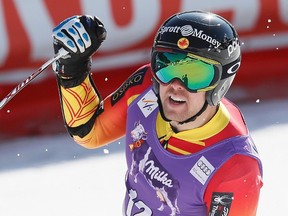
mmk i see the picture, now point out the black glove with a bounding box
[52,15,106,84]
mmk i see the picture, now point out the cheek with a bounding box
[196,92,206,101]
[158,85,168,99]
[187,92,206,106]
[159,84,166,92]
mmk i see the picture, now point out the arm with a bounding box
[57,73,125,149]
[58,64,152,149]
[74,64,153,148]
[52,15,153,149]
[52,15,117,148]
[204,155,263,216]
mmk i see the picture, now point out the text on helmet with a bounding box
[227,38,240,57]
[159,25,222,49]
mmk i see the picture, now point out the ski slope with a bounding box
[0,98,287,216]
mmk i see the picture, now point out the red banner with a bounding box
[0,0,288,138]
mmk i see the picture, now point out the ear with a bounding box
[152,77,159,94]
[206,75,235,106]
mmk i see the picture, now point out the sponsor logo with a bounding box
[129,141,180,215]
[190,156,215,185]
[227,38,240,57]
[137,89,158,117]
[227,62,241,74]
[180,25,194,36]
[197,159,212,176]
[159,25,222,48]
[209,192,234,216]
[129,121,148,150]
[145,160,173,187]
[111,67,146,106]
[177,37,189,49]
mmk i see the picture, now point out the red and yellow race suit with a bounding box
[58,64,263,215]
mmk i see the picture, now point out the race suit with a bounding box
[57,64,263,216]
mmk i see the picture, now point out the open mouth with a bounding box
[169,96,186,104]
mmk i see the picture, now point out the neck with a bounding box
[170,104,218,132]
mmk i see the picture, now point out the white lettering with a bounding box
[210,205,218,216]
[228,38,240,56]
[145,160,173,187]
[126,189,152,216]
[223,207,229,216]
[160,26,181,34]
[160,25,222,48]
[190,26,222,48]
[126,189,138,216]
[193,28,203,38]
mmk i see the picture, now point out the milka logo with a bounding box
[159,25,221,48]
[144,160,173,187]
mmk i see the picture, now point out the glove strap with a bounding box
[54,58,91,88]
[57,72,89,88]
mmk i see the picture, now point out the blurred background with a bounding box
[0,0,287,139]
[0,1,288,215]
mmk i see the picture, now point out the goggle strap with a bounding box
[187,53,220,65]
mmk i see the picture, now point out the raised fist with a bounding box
[52,15,106,80]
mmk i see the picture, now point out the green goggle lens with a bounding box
[153,52,219,92]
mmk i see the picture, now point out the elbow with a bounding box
[72,135,103,149]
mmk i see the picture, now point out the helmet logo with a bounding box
[227,62,241,74]
[180,25,193,36]
[228,38,240,57]
[159,25,221,49]
[177,38,189,49]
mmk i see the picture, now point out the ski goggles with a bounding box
[151,51,221,92]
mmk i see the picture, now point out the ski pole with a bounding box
[0,48,69,110]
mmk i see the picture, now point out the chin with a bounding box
[163,112,186,122]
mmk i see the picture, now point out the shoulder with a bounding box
[206,154,262,193]
[110,64,153,105]
[205,154,263,215]
[221,98,249,135]
[219,154,262,178]
[221,98,245,121]
[118,64,152,91]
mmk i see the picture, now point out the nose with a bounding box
[169,79,186,90]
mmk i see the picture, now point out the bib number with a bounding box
[126,188,152,216]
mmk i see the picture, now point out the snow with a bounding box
[0,99,287,216]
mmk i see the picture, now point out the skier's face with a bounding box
[158,79,206,123]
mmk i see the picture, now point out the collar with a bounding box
[156,102,230,145]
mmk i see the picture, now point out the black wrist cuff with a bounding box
[56,58,92,88]
[57,72,89,88]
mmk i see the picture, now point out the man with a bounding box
[52,11,263,216]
